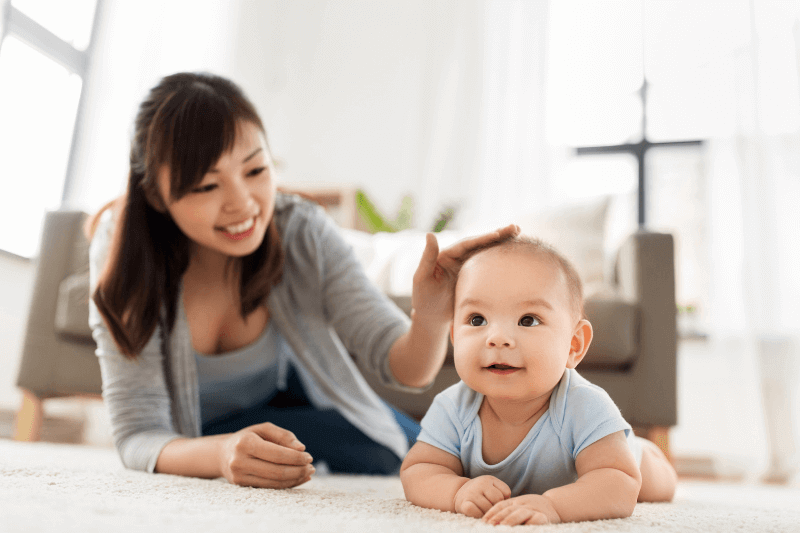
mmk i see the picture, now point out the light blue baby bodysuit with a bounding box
[417,368,643,497]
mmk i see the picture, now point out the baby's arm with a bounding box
[483,431,641,526]
[401,441,510,517]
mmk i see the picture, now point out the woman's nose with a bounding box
[223,177,254,213]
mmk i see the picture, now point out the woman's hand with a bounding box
[219,421,316,488]
[411,224,521,326]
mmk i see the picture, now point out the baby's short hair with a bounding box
[456,234,585,319]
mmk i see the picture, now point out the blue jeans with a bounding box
[201,365,420,475]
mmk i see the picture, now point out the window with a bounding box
[543,0,761,333]
[0,0,99,258]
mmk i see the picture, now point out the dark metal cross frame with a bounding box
[575,80,703,228]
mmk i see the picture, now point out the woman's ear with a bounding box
[141,170,169,214]
[566,319,593,369]
[143,187,168,213]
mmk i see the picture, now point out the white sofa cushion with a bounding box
[514,196,610,288]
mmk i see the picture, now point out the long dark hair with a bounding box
[88,72,284,359]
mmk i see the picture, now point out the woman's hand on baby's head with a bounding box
[411,224,521,325]
[219,421,315,489]
[453,475,511,518]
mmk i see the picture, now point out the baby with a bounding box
[400,235,677,526]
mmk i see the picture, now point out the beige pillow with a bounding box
[515,197,610,287]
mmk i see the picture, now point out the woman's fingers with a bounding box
[237,471,313,489]
[239,453,315,481]
[245,436,314,467]
[413,233,440,280]
[439,224,520,267]
[249,421,307,451]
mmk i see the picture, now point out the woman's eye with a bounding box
[519,315,540,327]
[247,166,267,177]
[469,315,487,327]
[192,184,217,194]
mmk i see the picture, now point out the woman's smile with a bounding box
[216,212,260,240]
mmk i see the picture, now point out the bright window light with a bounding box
[11,0,98,50]
[550,154,638,204]
[0,36,82,258]
[545,0,643,146]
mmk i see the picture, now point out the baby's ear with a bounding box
[566,319,593,369]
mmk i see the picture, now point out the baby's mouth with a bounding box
[485,364,521,374]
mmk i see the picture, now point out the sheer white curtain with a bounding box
[702,1,800,481]
[417,0,550,232]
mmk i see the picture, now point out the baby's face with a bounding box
[452,248,585,403]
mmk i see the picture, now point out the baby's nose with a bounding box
[486,328,515,348]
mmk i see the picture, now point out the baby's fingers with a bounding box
[492,478,512,500]
[484,486,508,506]
[500,509,547,526]
[482,499,511,523]
[459,500,485,519]
[523,511,550,526]
[460,495,494,518]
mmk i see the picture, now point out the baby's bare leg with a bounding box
[637,438,678,502]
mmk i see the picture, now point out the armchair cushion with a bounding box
[55,271,92,341]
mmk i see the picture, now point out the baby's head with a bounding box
[451,235,593,401]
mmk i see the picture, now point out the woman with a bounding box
[88,72,519,488]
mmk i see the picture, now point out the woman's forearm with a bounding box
[388,313,450,388]
[154,435,228,478]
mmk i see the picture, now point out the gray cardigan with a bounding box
[89,193,419,473]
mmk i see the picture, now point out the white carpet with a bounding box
[2,440,799,533]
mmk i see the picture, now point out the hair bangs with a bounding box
[149,80,263,202]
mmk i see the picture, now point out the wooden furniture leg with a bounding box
[13,388,44,442]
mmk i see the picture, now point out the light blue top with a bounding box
[194,319,335,425]
[89,193,417,473]
[417,368,639,497]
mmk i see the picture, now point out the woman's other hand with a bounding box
[411,224,521,326]
[219,421,316,488]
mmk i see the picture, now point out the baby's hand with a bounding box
[482,494,562,526]
[453,475,511,518]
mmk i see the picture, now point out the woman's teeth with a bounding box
[223,216,255,234]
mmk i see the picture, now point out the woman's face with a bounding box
[157,121,276,267]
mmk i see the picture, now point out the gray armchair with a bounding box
[14,210,100,441]
[15,210,677,455]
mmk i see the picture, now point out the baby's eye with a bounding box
[519,315,540,327]
[469,315,487,327]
